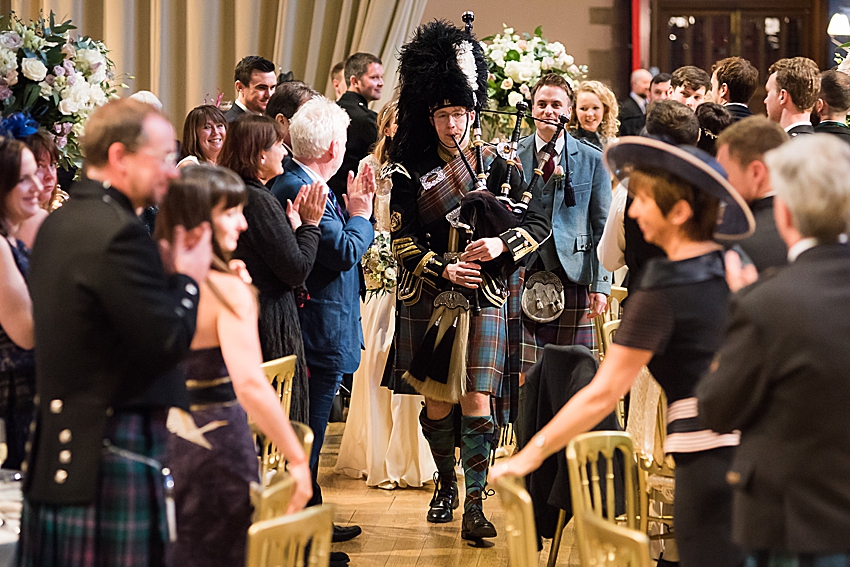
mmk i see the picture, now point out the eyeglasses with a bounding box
[433,110,469,123]
[137,148,179,166]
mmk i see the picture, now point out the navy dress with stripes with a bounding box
[613,250,745,567]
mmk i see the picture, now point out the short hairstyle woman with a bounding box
[217,114,285,180]
[179,105,227,166]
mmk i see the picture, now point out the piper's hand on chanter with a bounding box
[443,261,482,289]
[461,237,508,263]
[587,292,608,319]
[286,460,313,514]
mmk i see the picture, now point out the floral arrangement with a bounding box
[480,25,586,139]
[0,12,120,170]
[362,232,397,300]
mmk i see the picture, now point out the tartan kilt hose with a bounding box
[393,283,516,425]
[512,264,598,377]
[17,410,171,567]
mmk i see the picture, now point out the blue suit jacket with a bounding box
[270,160,374,373]
[517,133,612,294]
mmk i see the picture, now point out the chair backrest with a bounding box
[609,286,628,320]
[261,355,297,417]
[254,471,296,522]
[600,320,620,360]
[581,512,652,567]
[567,431,647,565]
[496,475,538,567]
[245,503,334,567]
[257,356,298,480]
[595,287,627,360]
[290,421,314,460]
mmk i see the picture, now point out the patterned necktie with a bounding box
[541,151,556,183]
[327,188,345,218]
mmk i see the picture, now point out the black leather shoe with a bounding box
[461,507,497,540]
[330,551,350,566]
[426,476,459,523]
[332,524,362,543]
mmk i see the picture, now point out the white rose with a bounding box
[504,27,514,35]
[39,81,53,98]
[504,60,522,83]
[500,77,513,90]
[550,42,566,56]
[58,98,79,115]
[89,84,108,106]
[541,56,555,71]
[568,64,580,76]
[384,267,397,281]
[563,54,574,67]
[507,91,524,107]
[21,58,48,82]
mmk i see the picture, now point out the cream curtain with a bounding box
[1,0,427,128]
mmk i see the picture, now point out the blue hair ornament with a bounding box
[0,113,40,139]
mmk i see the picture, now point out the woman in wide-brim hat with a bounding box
[492,137,754,567]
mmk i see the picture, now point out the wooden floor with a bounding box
[318,423,582,567]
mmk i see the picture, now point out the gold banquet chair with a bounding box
[260,421,314,486]
[245,503,334,567]
[262,355,297,419]
[595,286,628,360]
[567,431,647,567]
[253,471,296,522]
[255,356,298,480]
[497,475,539,567]
[582,512,652,567]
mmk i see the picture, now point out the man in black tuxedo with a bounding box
[618,68,652,136]
[764,57,820,137]
[225,56,277,122]
[19,99,212,565]
[711,56,758,122]
[327,52,383,203]
[812,69,850,144]
[698,134,850,565]
[715,117,789,273]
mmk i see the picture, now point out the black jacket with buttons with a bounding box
[24,179,197,505]
[327,91,379,203]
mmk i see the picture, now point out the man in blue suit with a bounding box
[515,73,612,374]
[270,96,374,549]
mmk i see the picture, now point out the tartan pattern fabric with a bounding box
[395,286,508,399]
[746,552,850,567]
[513,264,597,377]
[460,415,495,512]
[417,146,498,226]
[17,411,170,567]
[419,408,457,480]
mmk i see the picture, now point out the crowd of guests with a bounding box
[0,16,848,567]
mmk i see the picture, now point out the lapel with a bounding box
[517,135,536,184]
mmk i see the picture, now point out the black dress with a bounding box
[233,177,321,423]
[169,347,259,567]
[613,250,745,567]
[0,238,34,470]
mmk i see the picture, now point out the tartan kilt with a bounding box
[392,282,516,426]
[17,410,171,567]
[511,263,598,377]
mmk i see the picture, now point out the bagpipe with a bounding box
[402,11,574,401]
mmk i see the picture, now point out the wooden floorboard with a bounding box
[318,423,581,566]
